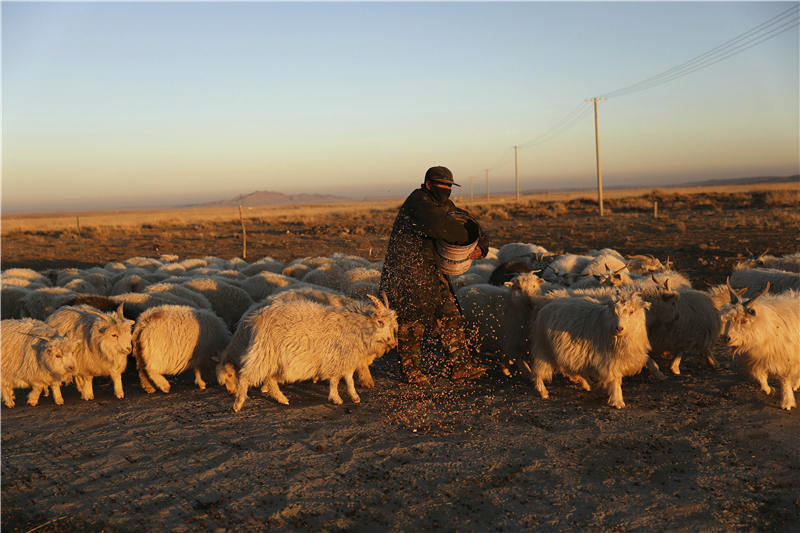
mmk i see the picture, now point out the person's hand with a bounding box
[468,246,483,260]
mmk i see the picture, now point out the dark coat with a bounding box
[379,186,488,323]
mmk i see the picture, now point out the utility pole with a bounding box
[469,176,473,202]
[514,145,519,202]
[586,97,607,216]
[485,169,489,201]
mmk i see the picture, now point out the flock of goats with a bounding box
[1,244,799,413]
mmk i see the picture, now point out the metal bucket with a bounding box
[436,240,478,275]
[435,212,480,276]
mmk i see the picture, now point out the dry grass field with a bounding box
[2,183,799,532]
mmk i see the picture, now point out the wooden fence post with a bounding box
[239,205,247,260]
[76,216,82,254]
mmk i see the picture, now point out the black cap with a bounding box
[424,166,461,187]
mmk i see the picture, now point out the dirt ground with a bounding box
[2,188,799,532]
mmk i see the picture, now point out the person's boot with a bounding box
[449,349,487,381]
[400,354,429,384]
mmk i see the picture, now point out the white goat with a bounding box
[496,242,550,266]
[501,272,561,372]
[2,268,51,286]
[21,287,78,320]
[1,318,77,407]
[529,292,651,408]
[730,267,800,296]
[181,278,254,330]
[450,272,485,290]
[647,286,721,375]
[736,251,800,273]
[457,283,510,356]
[219,287,371,394]
[265,284,354,307]
[719,283,800,411]
[143,282,214,309]
[45,304,134,400]
[110,273,152,295]
[2,286,30,319]
[132,305,231,393]
[345,281,381,301]
[542,254,594,285]
[625,254,665,275]
[240,257,285,277]
[301,263,349,292]
[239,271,296,301]
[580,253,628,278]
[282,263,312,280]
[232,295,397,411]
[526,282,679,381]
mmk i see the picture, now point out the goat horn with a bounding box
[664,278,670,291]
[381,291,390,309]
[614,265,627,274]
[366,294,382,308]
[745,282,770,307]
[651,273,659,284]
[726,277,743,305]
[80,306,113,321]
[22,332,54,341]
[757,248,770,260]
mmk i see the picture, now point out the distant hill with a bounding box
[680,175,799,187]
[192,190,348,208]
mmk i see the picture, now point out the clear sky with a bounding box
[2,1,798,214]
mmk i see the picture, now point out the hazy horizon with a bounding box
[3,171,797,216]
[3,1,798,215]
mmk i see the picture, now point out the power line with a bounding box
[601,5,799,99]
[604,17,799,99]
[520,103,594,149]
[469,5,798,193]
[485,147,513,173]
[518,101,592,149]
